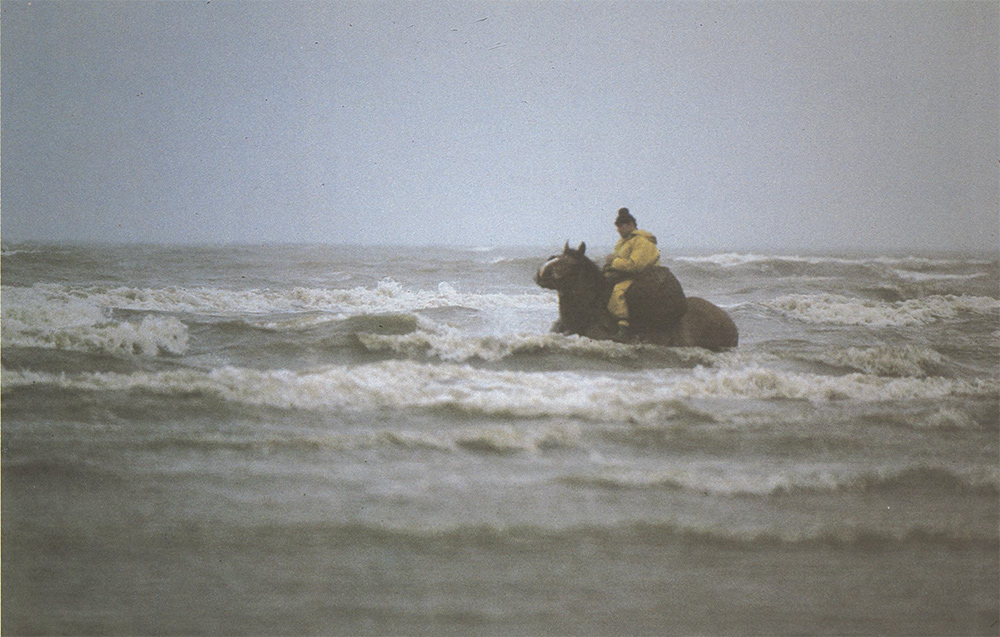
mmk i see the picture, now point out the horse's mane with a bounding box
[574,252,604,282]
[563,246,613,306]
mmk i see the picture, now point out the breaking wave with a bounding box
[87,421,585,457]
[236,519,998,551]
[559,464,999,497]
[794,345,948,378]
[356,330,720,366]
[2,280,553,317]
[2,286,189,357]
[4,362,997,420]
[765,293,998,327]
[1,280,554,358]
[673,253,996,269]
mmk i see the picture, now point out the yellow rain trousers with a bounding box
[606,230,660,324]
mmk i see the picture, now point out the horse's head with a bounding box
[535,242,591,290]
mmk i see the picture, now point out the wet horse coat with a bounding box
[535,243,738,351]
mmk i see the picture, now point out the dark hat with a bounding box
[614,207,636,226]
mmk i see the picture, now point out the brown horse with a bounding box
[535,242,738,351]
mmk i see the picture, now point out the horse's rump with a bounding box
[624,265,687,331]
[675,297,739,350]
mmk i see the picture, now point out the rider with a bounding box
[603,207,660,340]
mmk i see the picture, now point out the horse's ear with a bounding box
[563,241,570,254]
[578,242,586,255]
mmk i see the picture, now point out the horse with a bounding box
[535,242,739,351]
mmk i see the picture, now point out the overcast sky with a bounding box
[2,0,997,251]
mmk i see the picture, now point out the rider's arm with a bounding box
[609,236,659,273]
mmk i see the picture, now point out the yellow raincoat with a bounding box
[606,229,660,324]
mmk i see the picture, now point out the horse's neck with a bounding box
[558,269,612,331]
[557,293,586,327]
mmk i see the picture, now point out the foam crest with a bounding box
[4,281,553,318]
[917,408,982,430]
[357,330,719,365]
[891,270,988,282]
[676,366,997,401]
[2,286,188,356]
[560,465,832,496]
[801,345,947,378]
[561,464,999,497]
[0,246,40,256]
[455,422,583,454]
[151,422,582,456]
[270,518,998,551]
[4,362,996,418]
[3,286,108,332]
[767,293,999,327]
[674,253,789,267]
[675,253,993,268]
[310,279,555,315]
[359,330,557,362]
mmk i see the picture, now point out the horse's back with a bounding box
[674,297,739,351]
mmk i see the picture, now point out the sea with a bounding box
[2,242,998,636]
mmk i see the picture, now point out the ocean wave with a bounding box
[138,426,579,457]
[96,419,584,457]
[2,286,189,357]
[489,255,536,266]
[0,246,39,257]
[3,281,554,320]
[890,269,989,282]
[622,521,998,550]
[916,407,992,430]
[0,364,680,422]
[675,253,805,267]
[674,253,995,269]
[765,293,999,327]
[559,464,999,497]
[794,345,947,378]
[4,362,997,420]
[239,519,997,552]
[356,330,720,366]
[0,280,553,356]
[668,366,997,402]
[305,279,553,316]
[248,312,424,336]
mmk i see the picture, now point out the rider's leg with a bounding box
[608,280,633,340]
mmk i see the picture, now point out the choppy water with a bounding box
[3,242,998,635]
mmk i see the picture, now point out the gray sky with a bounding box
[2,0,998,251]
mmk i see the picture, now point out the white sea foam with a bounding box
[891,270,988,282]
[160,421,586,456]
[766,293,999,327]
[674,253,993,268]
[1,280,557,355]
[918,408,981,430]
[671,366,997,401]
[2,286,189,356]
[799,345,947,378]
[3,286,108,331]
[562,463,1000,496]
[4,281,554,318]
[34,315,187,357]
[0,247,38,256]
[359,330,562,363]
[356,329,719,365]
[4,362,996,418]
[674,253,790,267]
